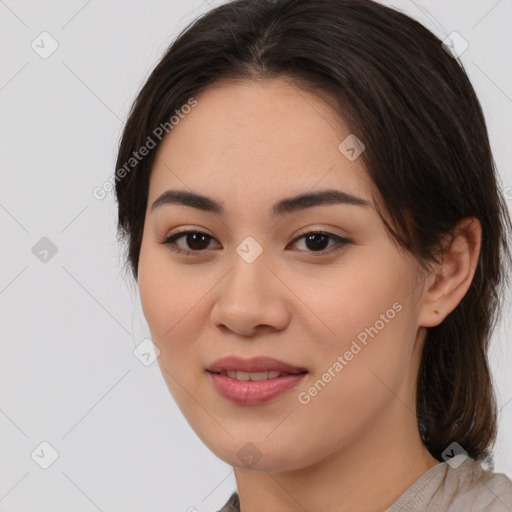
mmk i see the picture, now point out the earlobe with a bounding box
[418,217,482,328]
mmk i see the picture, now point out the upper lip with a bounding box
[207,356,308,374]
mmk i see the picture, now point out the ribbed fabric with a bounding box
[386,457,512,511]
[217,491,239,512]
[217,458,512,511]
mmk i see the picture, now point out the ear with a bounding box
[418,217,482,328]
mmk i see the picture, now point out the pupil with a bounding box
[306,233,328,251]
[188,233,209,250]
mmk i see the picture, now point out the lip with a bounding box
[206,356,308,405]
[206,355,308,374]
[208,372,307,405]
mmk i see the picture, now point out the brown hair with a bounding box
[114,0,512,463]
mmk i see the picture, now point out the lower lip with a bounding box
[208,371,307,405]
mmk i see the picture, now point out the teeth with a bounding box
[225,370,283,381]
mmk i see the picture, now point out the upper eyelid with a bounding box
[166,224,349,238]
[166,228,345,240]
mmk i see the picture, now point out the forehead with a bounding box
[149,77,375,209]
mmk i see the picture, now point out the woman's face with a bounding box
[138,77,430,472]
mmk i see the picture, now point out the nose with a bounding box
[209,251,292,337]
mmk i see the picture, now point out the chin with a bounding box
[201,435,318,473]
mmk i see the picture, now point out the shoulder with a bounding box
[214,460,512,512]
[388,457,512,512]
[216,491,240,512]
[436,457,512,511]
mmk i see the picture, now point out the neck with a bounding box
[233,402,440,512]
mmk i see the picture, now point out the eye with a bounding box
[159,230,351,256]
[290,231,351,254]
[160,230,220,255]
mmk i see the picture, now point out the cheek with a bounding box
[291,271,417,445]
[137,244,214,367]
[138,244,184,346]
[137,247,221,432]
[292,253,414,356]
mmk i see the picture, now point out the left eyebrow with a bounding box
[150,188,372,216]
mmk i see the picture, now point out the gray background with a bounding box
[0,0,511,510]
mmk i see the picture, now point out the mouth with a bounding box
[206,355,308,377]
[206,355,309,405]
[208,369,308,381]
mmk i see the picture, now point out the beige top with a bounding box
[217,457,512,511]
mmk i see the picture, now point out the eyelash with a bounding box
[159,230,351,257]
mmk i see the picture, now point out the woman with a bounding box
[114,0,512,510]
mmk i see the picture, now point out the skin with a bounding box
[137,77,482,512]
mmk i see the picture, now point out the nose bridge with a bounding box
[226,235,273,301]
[210,237,291,334]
